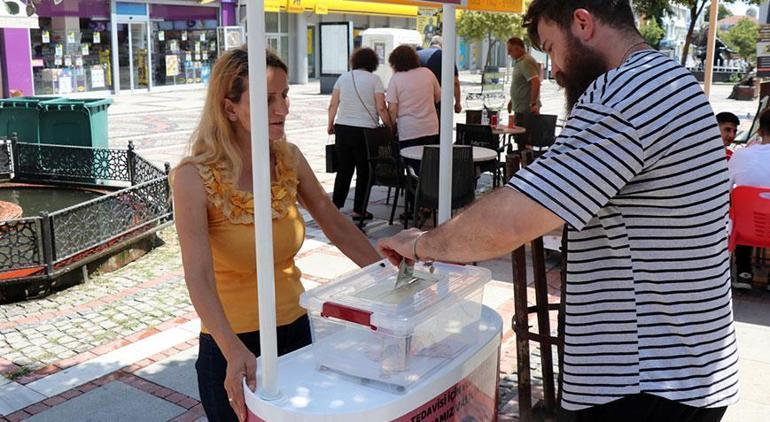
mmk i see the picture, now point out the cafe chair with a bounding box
[456,123,505,187]
[412,145,475,228]
[513,113,558,157]
[360,127,414,229]
[728,186,770,276]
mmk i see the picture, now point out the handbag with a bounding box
[325,136,338,173]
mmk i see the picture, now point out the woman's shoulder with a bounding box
[171,162,209,204]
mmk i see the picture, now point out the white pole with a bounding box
[438,4,456,224]
[246,0,281,401]
[704,0,719,97]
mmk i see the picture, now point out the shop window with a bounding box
[150,19,218,87]
[30,18,113,95]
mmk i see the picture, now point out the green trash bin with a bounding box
[38,98,112,148]
[0,96,61,143]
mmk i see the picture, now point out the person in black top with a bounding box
[417,36,462,119]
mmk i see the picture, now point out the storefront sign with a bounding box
[93,32,101,44]
[81,44,89,55]
[287,0,306,13]
[166,55,180,76]
[158,30,165,41]
[265,0,284,12]
[42,30,50,43]
[758,25,770,78]
[315,0,328,14]
[91,66,105,88]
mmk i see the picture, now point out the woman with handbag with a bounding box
[327,47,391,221]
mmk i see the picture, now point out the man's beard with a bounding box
[555,33,609,113]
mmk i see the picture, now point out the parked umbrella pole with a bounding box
[438,3,457,224]
[246,0,281,401]
[704,0,719,97]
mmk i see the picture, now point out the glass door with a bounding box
[130,22,149,89]
[117,21,149,91]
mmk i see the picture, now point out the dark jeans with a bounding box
[195,315,312,422]
[332,124,370,214]
[735,245,753,276]
[558,393,727,422]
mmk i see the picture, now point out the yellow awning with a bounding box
[261,0,521,18]
[366,0,524,13]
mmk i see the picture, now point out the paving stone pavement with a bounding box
[1,76,768,421]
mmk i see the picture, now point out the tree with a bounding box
[722,17,760,62]
[674,0,760,67]
[704,4,733,21]
[639,18,665,49]
[633,0,672,25]
[457,11,523,71]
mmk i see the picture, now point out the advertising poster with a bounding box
[67,32,76,44]
[200,32,206,41]
[169,40,179,52]
[42,31,50,43]
[81,44,89,55]
[166,55,179,76]
[55,44,63,57]
[158,30,165,41]
[182,31,187,41]
[93,31,101,44]
[58,76,73,94]
[195,41,200,52]
[75,56,83,66]
[416,8,442,48]
[185,52,192,62]
[64,56,72,66]
[91,66,105,88]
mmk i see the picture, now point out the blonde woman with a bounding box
[172,47,380,422]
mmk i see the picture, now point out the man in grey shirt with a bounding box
[507,37,541,114]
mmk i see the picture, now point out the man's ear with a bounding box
[572,9,595,43]
[223,98,238,122]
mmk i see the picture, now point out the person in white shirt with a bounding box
[728,107,770,289]
[327,48,392,221]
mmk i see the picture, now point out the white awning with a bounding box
[0,0,39,29]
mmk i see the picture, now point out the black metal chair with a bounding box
[359,127,414,229]
[456,123,505,187]
[512,113,558,157]
[412,145,475,228]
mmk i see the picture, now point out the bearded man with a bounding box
[378,1,738,420]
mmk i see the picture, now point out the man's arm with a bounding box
[378,187,564,265]
[530,76,541,114]
[454,75,462,113]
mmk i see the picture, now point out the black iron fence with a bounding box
[0,135,172,283]
[0,140,11,181]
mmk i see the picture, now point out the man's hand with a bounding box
[327,123,335,135]
[531,104,540,115]
[377,228,424,266]
[507,100,512,114]
[455,103,462,114]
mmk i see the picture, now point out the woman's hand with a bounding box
[223,342,258,422]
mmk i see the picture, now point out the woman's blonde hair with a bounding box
[174,46,288,183]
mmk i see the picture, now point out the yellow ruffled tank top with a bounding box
[196,138,306,334]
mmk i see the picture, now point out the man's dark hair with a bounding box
[523,0,638,49]
[715,111,740,126]
[508,37,525,48]
[350,47,379,72]
[388,45,420,72]
[759,108,770,135]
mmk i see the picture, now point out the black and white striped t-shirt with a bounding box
[508,50,739,411]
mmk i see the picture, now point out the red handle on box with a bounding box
[321,302,377,331]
